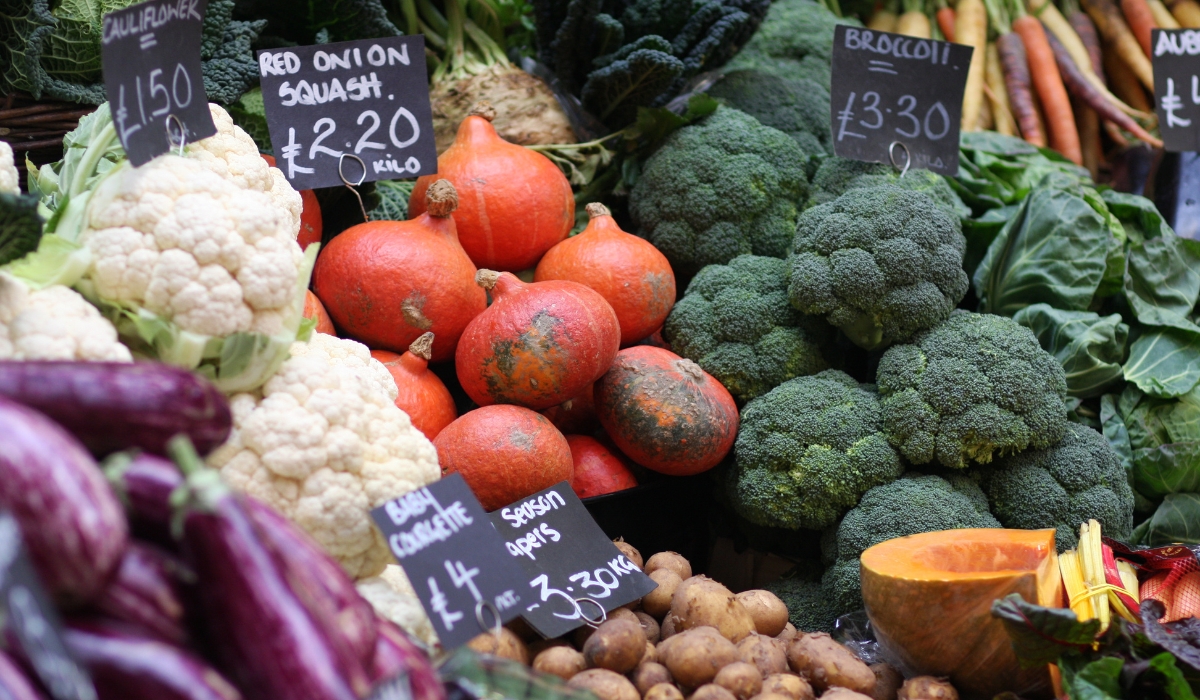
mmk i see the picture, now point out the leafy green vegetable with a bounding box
[0,192,43,267]
[227,87,271,154]
[1014,304,1128,398]
[1130,493,1200,545]
[992,594,1101,667]
[1125,329,1200,399]
[232,0,399,45]
[200,0,267,105]
[581,48,685,125]
[1059,656,1124,700]
[370,180,415,221]
[1107,384,1200,501]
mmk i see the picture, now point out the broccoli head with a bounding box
[805,157,892,209]
[821,474,1000,617]
[787,185,969,350]
[664,255,830,403]
[764,575,838,633]
[707,70,831,156]
[876,311,1071,469]
[630,107,812,280]
[978,422,1134,551]
[730,369,905,531]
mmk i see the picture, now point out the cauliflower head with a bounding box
[209,332,440,579]
[356,564,439,648]
[0,141,18,195]
[0,272,131,361]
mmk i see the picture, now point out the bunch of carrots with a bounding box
[864,0,1192,175]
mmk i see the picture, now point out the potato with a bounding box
[534,646,587,680]
[713,662,763,700]
[819,690,874,700]
[735,635,787,677]
[690,684,736,700]
[575,609,640,648]
[584,618,647,673]
[632,661,674,695]
[897,677,959,700]
[786,634,874,696]
[733,591,789,638]
[643,570,683,618]
[645,683,685,700]
[775,624,797,645]
[670,577,756,643]
[569,669,641,700]
[646,551,692,580]
[660,627,740,689]
[748,693,795,700]
[636,612,662,644]
[760,674,813,700]
[468,628,530,664]
[644,641,659,665]
[870,664,903,700]
[614,539,644,569]
[660,614,678,639]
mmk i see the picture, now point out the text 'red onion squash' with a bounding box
[371,332,457,440]
[567,435,638,499]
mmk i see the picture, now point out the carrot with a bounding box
[1066,3,1106,74]
[1120,0,1157,56]
[1149,0,1182,26]
[1045,29,1163,145]
[957,0,990,130]
[1169,0,1200,25]
[869,0,901,30]
[1103,46,1152,112]
[1077,99,1102,178]
[987,0,1046,143]
[936,0,958,38]
[985,43,1019,135]
[1104,119,1131,146]
[899,0,933,35]
[1012,11,1082,162]
[1081,0,1155,89]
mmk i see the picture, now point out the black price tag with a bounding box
[100,0,216,167]
[490,483,657,639]
[0,513,95,700]
[257,36,438,191]
[1152,29,1200,152]
[829,25,972,176]
[371,475,526,650]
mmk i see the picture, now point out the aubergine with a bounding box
[371,619,445,700]
[64,619,241,700]
[104,452,182,546]
[91,543,189,646]
[0,397,128,607]
[0,649,47,700]
[170,438,370,700]
[0,361,231,456]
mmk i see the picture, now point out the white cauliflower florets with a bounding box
[209,332,440,579]
[356,564,439,648]
[0,141,19,195]
[0,273,131,361]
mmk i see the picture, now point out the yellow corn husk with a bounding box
[1060,549,1094,620]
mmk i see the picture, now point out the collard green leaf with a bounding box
[991,593,1101,667]
[1059,655,1124,700]
[1125,329,1200,398]
[1143,652,1199,700]
[962,203,1019,279]
[1014,304,1129,398]
[1102,189,1176,247]
[1131,493,1200,545]
[1101,394,1135,474]
[1132,442,1200,500]
[1125,233,1200,332]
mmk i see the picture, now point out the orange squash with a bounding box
[541,383,599,435]
[567,435,638,499]
[434,405,573,511]
[303,290,336,335]
[409,102,573,272]
[593,346,738,476]
[262,154,321,250]
[455,271,620,410]
[860,528,1062,700]
[535,203,676,346]
[312,180,486,361]
[371,333,457,440]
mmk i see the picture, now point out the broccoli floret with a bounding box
[978,422,1135,551]
[764,576,838,633]
[706,70,831,155]
[806,157,892,208]
[664,255,830,402]
[877,311,1071,469]
[839,170,971,220]
[630,107,812,280]
[723,0,855,90]
[787,185,969,351]
[730,370,905,531]
[821,474,1001,617]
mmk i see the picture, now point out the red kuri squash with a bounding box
[535,203,676,346]
[304,290,336,335]
[371,333,457,440]
[594,346,738,475]
[312,180,486,361]
[434,405,573,511]
[456,270,620,410]
[408,102,573,272]
[541,383,599,435]
[567,435,638,499]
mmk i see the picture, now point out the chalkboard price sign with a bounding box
[371,475,527,650]
[257,36,438,191]
[1152,29,1200,152]
[100,0,217,166]
[490,483,657,639]
[829,25,973,176]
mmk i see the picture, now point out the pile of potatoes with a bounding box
[467,544,960,700]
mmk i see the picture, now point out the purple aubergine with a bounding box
[370,619,445,700]
[64,619,241,700]
[0,397,128,607]
[170,437,369,700]
[104,452,183,546]
[245,498,378,666]
[0,361,231,457]
[0,650,47,700]
[91,543,189,646]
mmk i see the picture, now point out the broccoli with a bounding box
[821,474,1001,617]
[805,157,891,208]
[805,160,971,219]
[706,70,831,156]
[729,369,905,531]
[664,255,830,402]
[787,185,969,351]
[629,107,812,280]
[723,0,855,90]
[977,422,1135,551]
[764,575,838,633]
[876,311,1071,469]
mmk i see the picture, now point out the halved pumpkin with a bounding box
[860,528,1062,700]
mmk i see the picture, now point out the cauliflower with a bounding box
[356,565,439,648]
[0,142,18,195]
[209,332,440,579]
[0,272,131,361]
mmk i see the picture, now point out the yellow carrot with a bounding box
[1150,0,1183,25]
[986,43,1019,135]
[1170,0,1200,25]
[1081,0,1156,90]
[958,0,989,130]
[870,0,902,30]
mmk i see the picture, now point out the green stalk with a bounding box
[399,0,419,35]
[69,121,117,200]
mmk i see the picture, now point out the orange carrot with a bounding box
[988,0,1046,144]
[1121,0,1158,56]
[1013,13,1082,162]
[936,0,958,38]
[1082,0,1155,89]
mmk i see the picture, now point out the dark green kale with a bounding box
[0,192,43,266]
